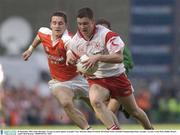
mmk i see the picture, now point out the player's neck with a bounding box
[52,34,62,41]
[83,31,94,41]
[86,26,96,41]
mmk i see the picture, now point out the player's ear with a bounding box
[92,18,96,25]
[65,23,68,29]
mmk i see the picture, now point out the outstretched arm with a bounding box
[22,35,41,61]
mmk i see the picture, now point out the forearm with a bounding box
[22,35,41,61]
[31,35,41,49]
[98,52,123,63]
[27,35,41,52]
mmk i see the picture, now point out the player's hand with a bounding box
[22,50,32,61]
[66,50,77,65]
[82,54,100,69]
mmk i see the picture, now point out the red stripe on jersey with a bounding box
[71,50,80,59]
[105,32,119,45]
[67,31,73,37]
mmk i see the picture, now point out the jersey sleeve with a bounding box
[68,34,78,53]
[105,32,125,54]
[62,35,72,50]
[37,27,52,41]
[61,30,73,49]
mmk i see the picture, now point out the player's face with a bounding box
[50,16,67,37]
[77,17,95,38]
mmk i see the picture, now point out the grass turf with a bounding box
[2,124,180,130]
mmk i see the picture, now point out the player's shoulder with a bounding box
[61,29,73,43]
[62,30,72,39]
[38,27,52,35]
[96,25,110,34]
[95,25,112,40]
[71,32,80,41]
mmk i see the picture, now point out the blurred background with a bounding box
[0,0,180,127]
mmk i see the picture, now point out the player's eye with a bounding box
[58,22,64,25]
[52,21,56,25]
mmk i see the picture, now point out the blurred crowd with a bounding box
[0,71,95,126]
[131,77,180,123]
[0,74,180,126]
[2,84,69,126]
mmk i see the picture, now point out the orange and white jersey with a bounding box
[70,25,125,78]
[38,27,78,81]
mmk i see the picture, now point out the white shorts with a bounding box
[48,74,89,99]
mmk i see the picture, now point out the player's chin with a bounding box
[55,31,62,36]
[81,31,88,35]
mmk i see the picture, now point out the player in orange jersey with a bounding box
[22,11,91,129]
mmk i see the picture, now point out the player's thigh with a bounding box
[70,75,89,99]
[49,78,78,95]
[89,84,110,103]
[118,93,138,113]
[53,86,75,104]
[48,80,75,104]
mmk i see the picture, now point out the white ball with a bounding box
[76,55,98,75]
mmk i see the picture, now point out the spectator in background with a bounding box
[22,11,91,129]
[96,18,134,119]
[136,89,151,116]
[0,64,6,127]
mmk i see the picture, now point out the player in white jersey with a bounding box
[66,7,153,130]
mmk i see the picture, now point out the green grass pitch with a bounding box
[2,124,180,130]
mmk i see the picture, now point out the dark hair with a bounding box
[77,7,94,19]
[96,18,111,29]
[50,11,67,23]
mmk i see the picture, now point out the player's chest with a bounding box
[44,44,66,64]
[41,36,67,64]
[75,38,107,56]
[43,40,65,56]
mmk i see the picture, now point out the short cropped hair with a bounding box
[96,18,111,30]
[76,7,94,19]
[50,11,67,23]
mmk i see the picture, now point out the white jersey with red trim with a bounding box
[70,25,125,78]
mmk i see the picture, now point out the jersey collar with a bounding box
[78,25,96,41]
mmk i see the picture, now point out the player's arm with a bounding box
[83,35,124,69]
[84,50,123,70]
[65,39,78,65]
[83,49,123,71]
[22,35,41,61]
[96,50,123,63]
[97,32,124,63]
